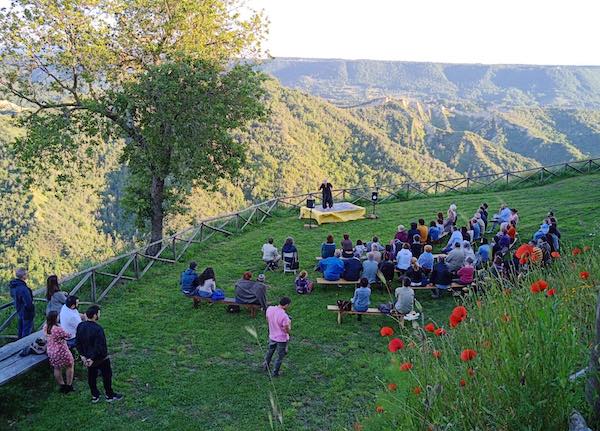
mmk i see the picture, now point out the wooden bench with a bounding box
[326,305,414,325]
[0,331,48,386]
[315,278,359,287]
[191,296,261,318]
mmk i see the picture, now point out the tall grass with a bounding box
[365,246,598,430]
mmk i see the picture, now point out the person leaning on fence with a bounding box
[263,297,292,377]
[394,276,415,314]
[262,238,281,269]
[180,261,200,296]
[76,305,123,403]
[44,311,74,394]
[351,277,371,316]
[60,295,83,349]
[9,268,35,339]
[46,274,67,316]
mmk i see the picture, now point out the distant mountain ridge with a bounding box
[261,57,600,108]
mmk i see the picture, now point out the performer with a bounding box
[319,179,334,209]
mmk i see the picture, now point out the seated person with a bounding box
[343,255,363,281]
[341,233,354,258]
[456,258,475,285]
[370,243,382,263]
[410,235,423,258]
[490,254,506,279]
[461,226,471,243]
[417,219,429,245]
[510,208,519,225]
[180,261,200,296]
[445,242,465,273]
[351,277,371,312]
[489,204,511,233]
[462,240,476,263]
[395,243,413,273]
[394,276,415,314]
[474,212,485,234]
[442,226,463,253]
[395,225,409,243]
[282,237,299,269]
[417,245,434,275]
[436,215,445,232]
[262,238,281,269]
[492,229,511,256]
[406,223,419,245]
[378,256,395,283]
[470,218,481,242]
[537,237,552,264]
[406,258,426,287]
[429,256,453,299]
[477,238,492,267]
[428,221,441,242]
[362,252,379,284]
[354,239,367,258]
[367,236,385,252]
[319,249,345,281]
[295,271,313,294]
[321,235,336,259]
[195,267,217,298]
[533,222,550,242]
[235,272,268,310]
[382,244,394,261]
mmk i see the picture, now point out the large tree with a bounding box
[0,0,268,252]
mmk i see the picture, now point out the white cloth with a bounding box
[396,249,413,270]
[59,305,82,339]
[262,243,279,261]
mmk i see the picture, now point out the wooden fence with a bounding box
[1,156,600,339]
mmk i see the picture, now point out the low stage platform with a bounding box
[299,202,366,225]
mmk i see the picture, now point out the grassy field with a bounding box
[2,173,600,431]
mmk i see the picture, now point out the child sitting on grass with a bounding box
[295,271,313,294]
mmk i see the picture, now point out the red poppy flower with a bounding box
[434,328,447,336]
[387,383,397,391]
[538,280,548,290]
[452,306,467,319]
[413,386,422,395]
[388,338,404,352]
[546,288,556,296]
[519,257,528,265]
[450,314,462,328]
[467,367,475,377]
[460,379,466,387]
[432,350,442,359]
[460,349,477,362]
[530,279,548,293]
[551,251,561,259]
[380,326,394,337]
[400,362,413,371]
[376,406,384,413]
[580,271,590,280]
[515,244,534,259]
[424,323,436,333]
[573,248,582,256]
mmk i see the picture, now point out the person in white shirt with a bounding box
[59,295,83,348]
[262,238,281,269]
[395,243,413,273]
[196,267,217,298]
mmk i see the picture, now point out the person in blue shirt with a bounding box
[362,253,379,284]
[343,256,362,281]
[406,223,419,245]
[417,245,434,275]
[471,218,481,241]
[442,226,463,253]
[321,235,336,259]
[488,204,511,233]
[319,250,345,281]
[9,268,35,339]
[477,238,491,267]
[180,261,200,296]
[351,277,371,313]
[428,221,440,242]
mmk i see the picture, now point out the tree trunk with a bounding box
[147,175,165,256]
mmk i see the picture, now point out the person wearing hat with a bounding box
[395,225,408,243]
[234,272,269,310]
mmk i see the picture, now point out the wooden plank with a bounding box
[68,271,93,296]
[241,207,257,230]
[96,253,137,302]
[0,353,48,386]
[139,254,177,264]
[0,331,45,362]
[95,271,136,281]
[316,278,359,285]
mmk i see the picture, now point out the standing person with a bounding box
[46,275,67,316]
[9,268,35,339]
[76,305,123,403]
[319,179,334,209]
[44,311,74,393]
[263,297,292,377]
[60,296,83,348]
[444,204,457,232]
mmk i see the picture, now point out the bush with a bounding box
[365,246,598,430]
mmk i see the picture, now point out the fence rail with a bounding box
[2,156,600,339]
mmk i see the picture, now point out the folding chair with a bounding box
[282,252,299,275]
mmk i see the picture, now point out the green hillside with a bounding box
[2,174,599,430]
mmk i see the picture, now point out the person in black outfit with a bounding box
[319,179,334,209]
[429,257,453,299]
[343,256,362,281]
[407,223,419,245]
[76,305,123,403]
[378,257,395,284]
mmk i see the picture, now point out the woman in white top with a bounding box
[461,240,476,263]
[444,204,457,232]
[395,243,413,272]
[196,267,217,298]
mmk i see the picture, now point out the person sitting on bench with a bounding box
[445,242,465,273]
[417,219,429,245]
[406,258,427,287]
[492,228,511,256]
[354,239,367,258]
[341,234,354,258]
[367,236,385,252]
[370,243,382,263]
[417,245,434,276]
[444,204,457,233]
[195,267,217,298]
[343,255,362,282]
[456,257,475,286]
[235,272,268,310]
[395,225,409,243]
[180,261,200,296]
[428,221,441,242]
[470,218,481,242]
[477,238,492,267]
[319,250,345,281]
[378,255,395,283]
[362,252,379,285]
[442,226,463,253]
[429,256,453,299]
[488,204,511,233]
[406,223,419,245]
[462,240,476,264]
[395,243,413,274]
[321,234,336,259]
[262,238,281,269]
[394,276,415,314]
[351,277,371,314]
[410,235,423,258]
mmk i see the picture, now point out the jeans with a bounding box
[264,340,288,375]
[433,284,450,297]
[17,314,34,339]
[67,338,77,349]
[197,290,212,298]
[88,358,115,398]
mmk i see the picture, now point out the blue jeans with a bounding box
[197,290,212,298]
[433,284,450,297]
[264,340,288,375]
[17,314,34,339]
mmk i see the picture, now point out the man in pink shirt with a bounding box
[262,297,292,377]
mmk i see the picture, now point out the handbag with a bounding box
[336,300,352,312]
[19,338,47,357]
[378,303,393,315]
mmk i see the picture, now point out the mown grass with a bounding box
[2,174,600,431]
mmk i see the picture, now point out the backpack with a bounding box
[336,300,352,312]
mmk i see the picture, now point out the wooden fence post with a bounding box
[434,182,439,195]
[90,270,97,303]
[133,253,140,280]
[172,237,177,261]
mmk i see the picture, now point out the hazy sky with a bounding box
[248,0,600,65]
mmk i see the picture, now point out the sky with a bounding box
[247,0,600,66]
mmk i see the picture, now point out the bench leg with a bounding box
[250,307,257,318]
[192,297,200,309]
[337,311,342,325]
